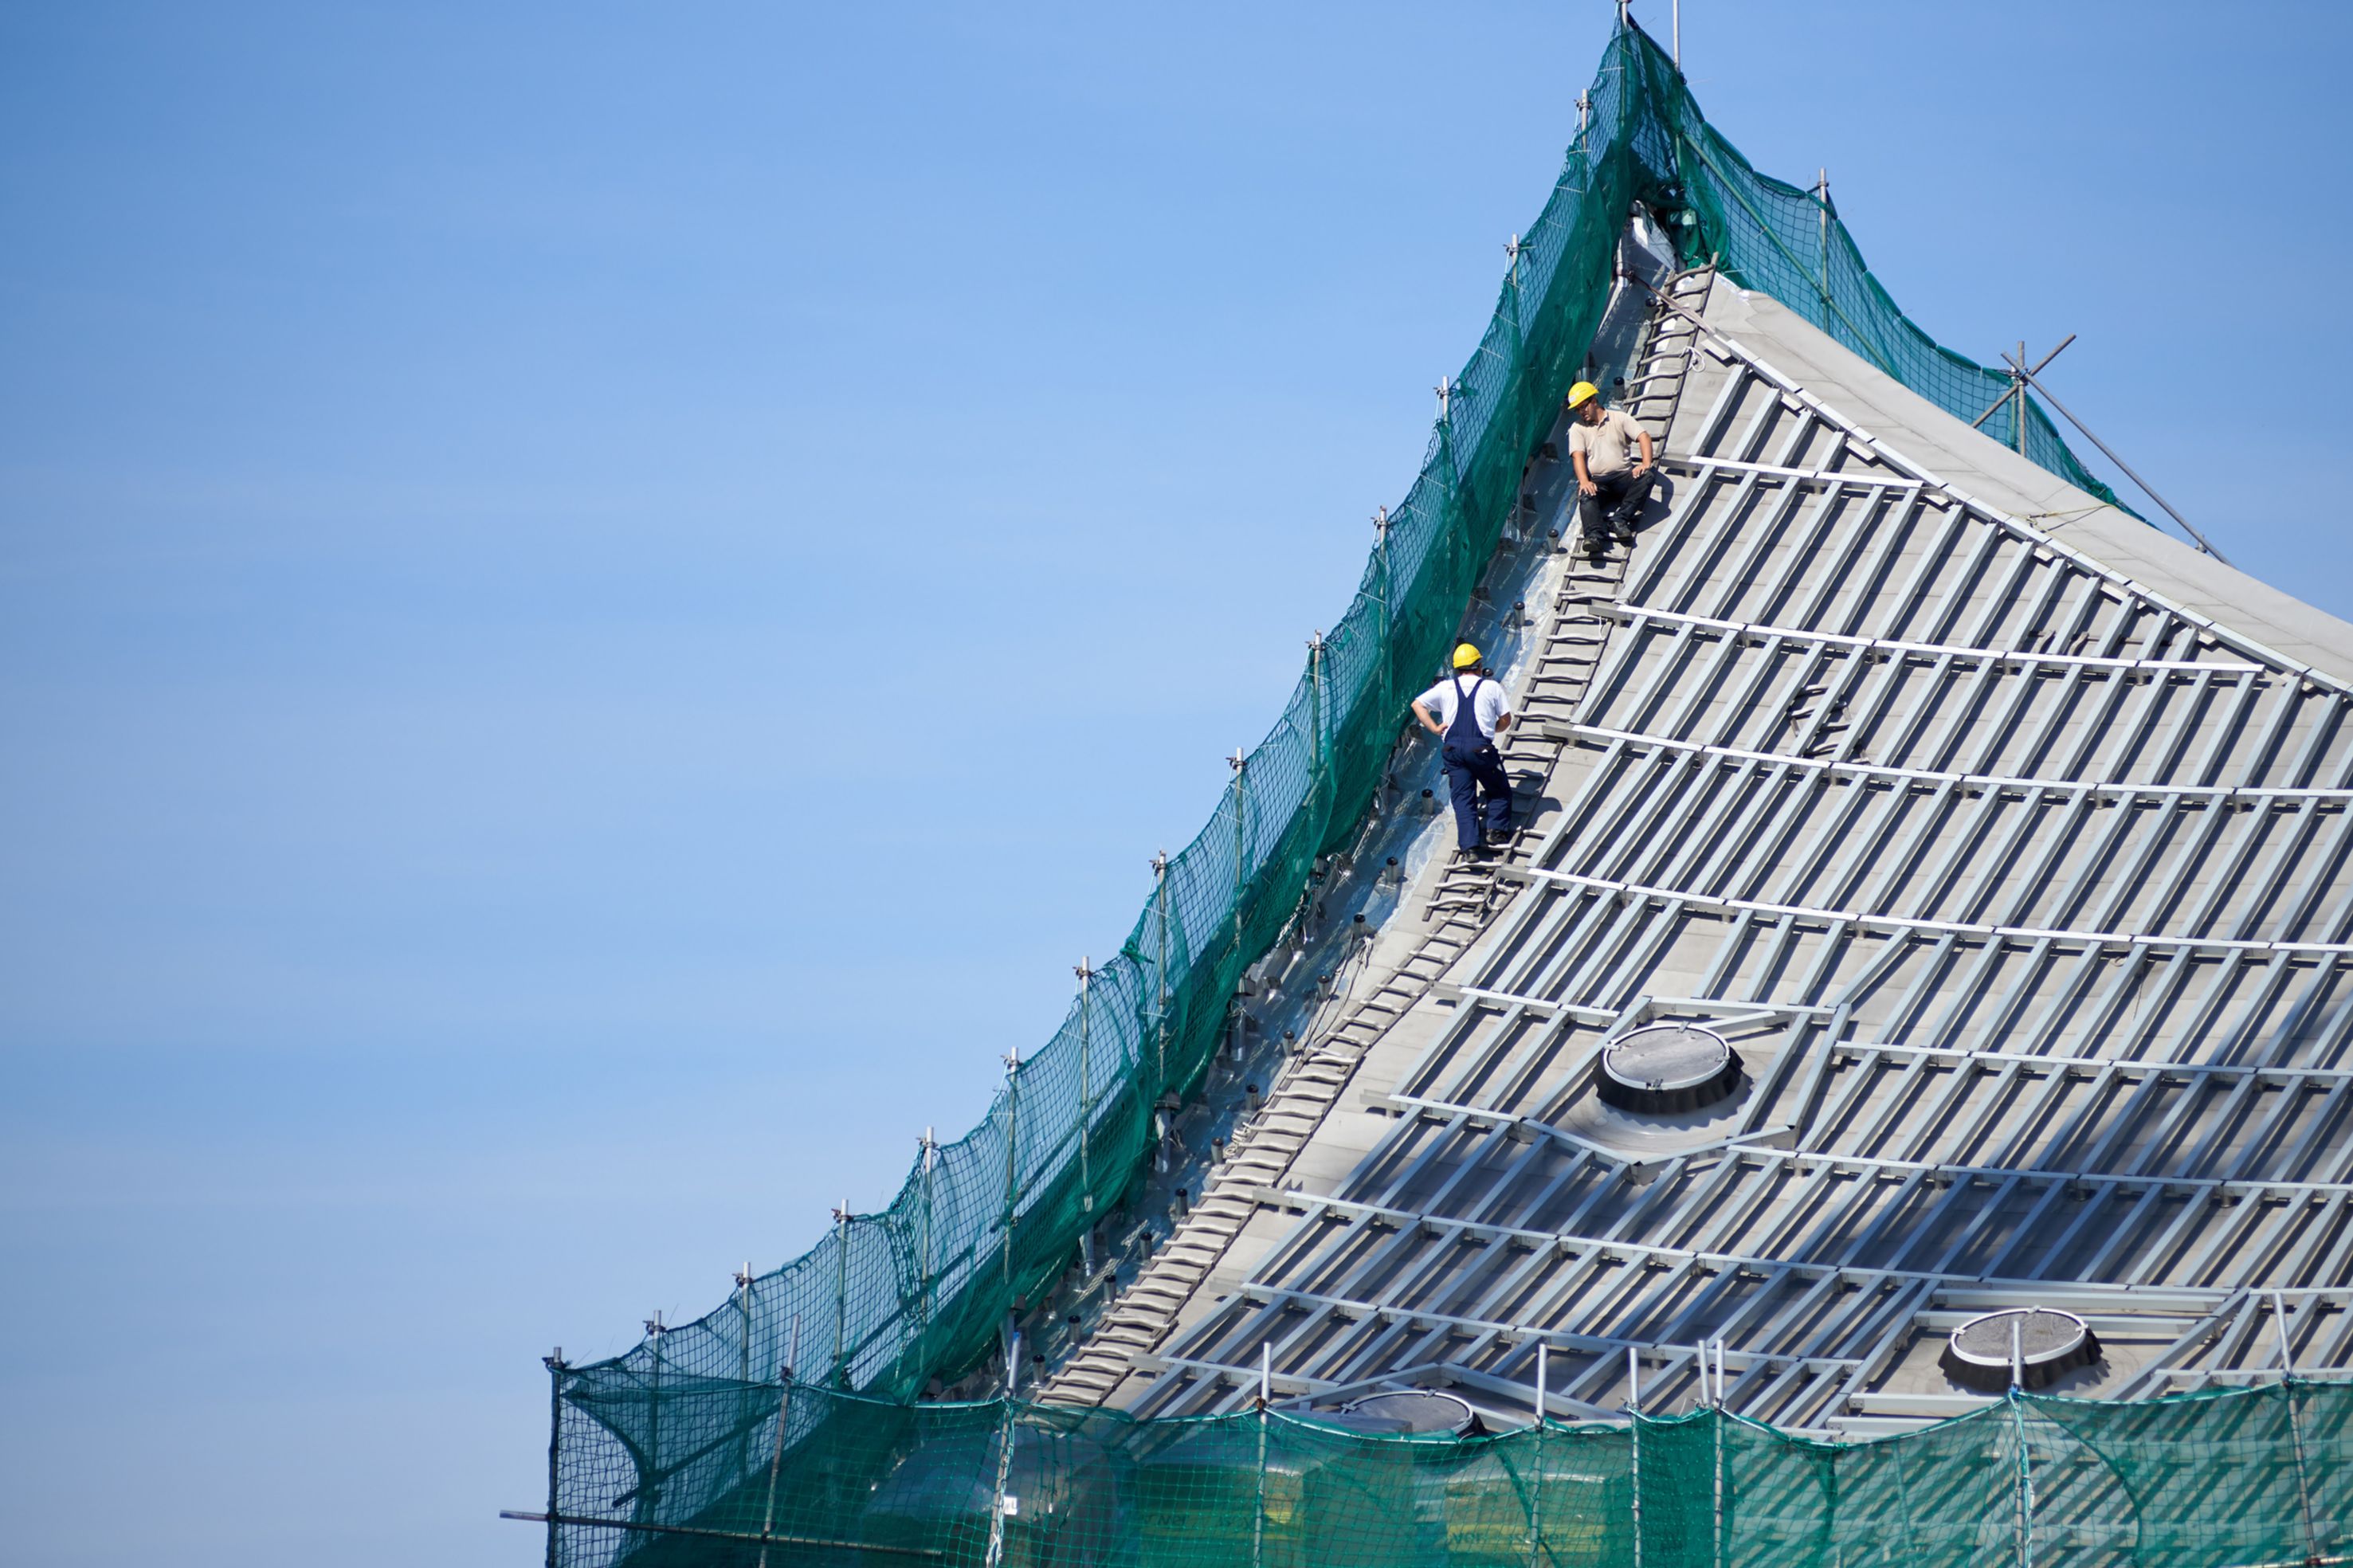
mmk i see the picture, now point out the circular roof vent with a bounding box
[1939,1307,2101,1393]
[1598,1024,1743,1115]
[1331,1390,1484,1437]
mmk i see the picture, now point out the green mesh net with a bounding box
[546,1379,2353,1567]
[539,24,2180,1565]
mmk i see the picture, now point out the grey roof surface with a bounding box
[1038,268,2353,1440]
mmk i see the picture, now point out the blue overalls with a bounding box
[1441,674,1512,850]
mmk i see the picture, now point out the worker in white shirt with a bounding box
[1566,379,1657,563]
[1411,643,1514,856]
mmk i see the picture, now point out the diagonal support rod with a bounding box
[2000,350,2229,565]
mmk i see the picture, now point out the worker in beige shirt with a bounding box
[1565,380,1657,563]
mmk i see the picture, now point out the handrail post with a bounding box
[1814,170,1832,323]
[1373,509,1394,739]
[642,1312,665,1518]
[998,1047,1023,1308]
[1228,749,1249,966]
[916,1130,938,1345]
[1527,1342,1548,1568]
[1710,1340,1726,1568]
[755,1318,802,1568]
[983,1338,1020,1568]
[830,1205,850,1386]
[543,1348,566,1568]
[1253,1343,1271,1568]
[2009,1342,2035,1568]
[1628,1347,1643,1568]
[1151,851,1172,1096]
[1308,631,1328,822]
[1075,958,1096,1267]
[2013,341,2029,455]
[2277,1292,2321,1564]
[736,1264,755,1386]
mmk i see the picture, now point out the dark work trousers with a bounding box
[1578,466,1658,549]
[1439,674,1511,850]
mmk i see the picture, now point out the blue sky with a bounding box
[3,2,2346,1563]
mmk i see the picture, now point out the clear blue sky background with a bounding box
[2,2,2344,1562]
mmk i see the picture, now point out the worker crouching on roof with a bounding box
[1567,381,1656,563]
[1413,644,1514,858]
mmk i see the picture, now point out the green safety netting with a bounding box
[543,23,2161,1564]
[547,1378,2351,1567]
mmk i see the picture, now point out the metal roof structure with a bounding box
[1037,258,2353,1442]
[528,32,2353,1566]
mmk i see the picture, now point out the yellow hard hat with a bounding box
[1452,643,1482,669]
[1566,381,1600,410]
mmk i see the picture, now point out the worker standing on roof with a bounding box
[1412,644,1514,858]
[1566,381,1657,563]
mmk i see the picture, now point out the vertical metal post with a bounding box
[1372,509,1394,730]
[1000,1048,1023,1304]
[1628,1347,1643,1568]
[1711,1341,1726,1568]
[831,1205,850,1386]
[737,1264,755,1386]
[755,1317,802,1568]
[1433,375,1464,579]
[2277,1292,2321,1563]
[984,1335,1020,1568]
[1151,851,1171,1094]
[917,1129,938,1342]
[1308,632,1327,809]
[2010,1318,2031,1562]
[643,1312,665,1517]
[1254,1343,1271,1568]
[2014,341,2030,455]
[1814,171,1833,323]
[1229,748,1249,965]
[2010,1327,2035,1568]
[543,1348,566,1568]
[1672,0,1680,67]
[1075,958,1096,1241]
[1502,235,1531,433]
[1528,1343,1548,1568]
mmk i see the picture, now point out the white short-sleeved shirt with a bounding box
[1417,674,1510,740]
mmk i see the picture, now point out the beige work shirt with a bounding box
[1569,408,1646,477]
